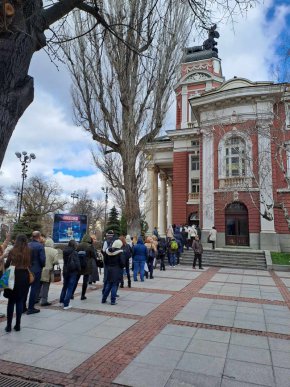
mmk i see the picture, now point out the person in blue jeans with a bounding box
[24,231,46,315]
[168,238,178,267]
[59,240,80,310]
[102,239,125,305]
[132,237,148,281]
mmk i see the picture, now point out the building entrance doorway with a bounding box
[225,202,249,246]
[188,211,199,227]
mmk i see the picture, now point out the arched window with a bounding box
[225,136,246,177]
[218,130,253,185]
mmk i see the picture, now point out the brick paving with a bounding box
[0,266,289,387]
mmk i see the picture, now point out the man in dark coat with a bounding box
[102,239,125,305]
[26,231,46,314]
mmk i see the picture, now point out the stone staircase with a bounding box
[180,248,267,270]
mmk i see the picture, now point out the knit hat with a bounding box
[106,230,114,236]
[112,239,123,249]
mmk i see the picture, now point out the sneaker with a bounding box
[27,308,40,315]
[101,300,107,304]
[63,305,72,310]
[57,302,64,307]
[111,302,118,305]
[13,325,21,332]
[81,296,87,300]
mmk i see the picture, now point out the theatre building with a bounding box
[145,36,290,252]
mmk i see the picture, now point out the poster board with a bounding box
[52,214,87,243]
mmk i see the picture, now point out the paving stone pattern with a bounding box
[0,266,289,387]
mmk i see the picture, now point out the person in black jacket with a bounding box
[102,239,125,305]
[4,234,30,332]
[157,238,167,271]
[119,236,132,288]
[59,240,80,309]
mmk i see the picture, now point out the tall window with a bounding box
[191,178,200,193]
[191,155,200,171]
[225,136,246,177]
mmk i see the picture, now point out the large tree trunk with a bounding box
[123,158,141,236]
[0,33,35,166]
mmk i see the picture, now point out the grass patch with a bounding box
[271,252,290,265]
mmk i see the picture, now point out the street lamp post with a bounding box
[71,191,79,207]
[101,187,110,232]
[15,151,36,222]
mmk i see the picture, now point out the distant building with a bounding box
[145,33,290,251]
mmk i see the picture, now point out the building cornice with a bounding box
[166,128,200,139]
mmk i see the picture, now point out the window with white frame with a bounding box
[225,136,246,177]
[191,155,200,171]
[191,178,200,193]
[286,103,290,130]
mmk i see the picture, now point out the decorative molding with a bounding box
[185,62,213,72]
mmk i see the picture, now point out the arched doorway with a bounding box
[188,211,199,227]
[225,202,249,246]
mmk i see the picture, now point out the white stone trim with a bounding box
[202,131,214,229]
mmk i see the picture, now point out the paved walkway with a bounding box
[0,266,290,386]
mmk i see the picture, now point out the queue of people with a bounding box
[0,224,217,331]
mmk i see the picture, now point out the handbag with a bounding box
[28,269,35,284]
[53,265,62,282]
[0,266,15,290]
[96,258,104,268]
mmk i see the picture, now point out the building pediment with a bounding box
[215,77,273,92]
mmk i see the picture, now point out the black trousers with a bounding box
[193,253,202,268]
[160,256,165,270]
[7,298,23,328]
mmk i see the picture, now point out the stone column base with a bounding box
[260,232,280,252]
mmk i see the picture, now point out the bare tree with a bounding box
[0,0,257,165]
[22,176,67,216]
[62,1,197,234]
[69,189,105,230]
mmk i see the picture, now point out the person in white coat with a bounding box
[208,226,217,249]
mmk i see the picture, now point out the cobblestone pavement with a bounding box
[0,266,290,387]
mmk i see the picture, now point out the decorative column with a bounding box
[159,172,167,235]
[145,165,155,234]
[257,121,279,250]
[202,129,214,232]
[152,166,159,232]
[167,178,173,227]
[181,86,188,129]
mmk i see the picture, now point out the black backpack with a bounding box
[67,252,78,273]
[78,250,88,270]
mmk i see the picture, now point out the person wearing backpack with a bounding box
[168,237,178,267]
[145,236,156,279]
[59,240,80,309]
[157,238,167,271]
[73,234,97,300]
[132,236,148,282]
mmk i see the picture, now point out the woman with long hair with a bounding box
[4,234,31,332]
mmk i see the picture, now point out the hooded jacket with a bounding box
[105,247,125,282]
[132,237,148,262]
[77,234,96,275]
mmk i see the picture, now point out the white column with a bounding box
[159,173,167,235]
[202,130,214,231]
[145,165,155,234]
[152,166,159,232]
[167,178,173,227]
[258,123,275,231]
[181,86,188,129]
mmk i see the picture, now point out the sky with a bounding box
[0,0,289,206]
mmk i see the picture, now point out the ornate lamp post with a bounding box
[101,187,110,232]
[71,191,79,206]
[15,151,36,222]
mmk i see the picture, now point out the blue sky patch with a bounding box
[53,168,94,177]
